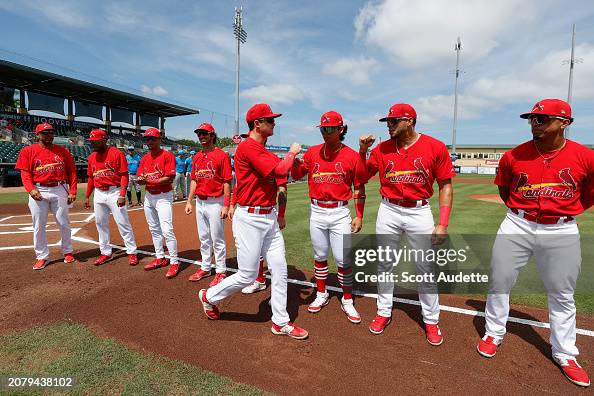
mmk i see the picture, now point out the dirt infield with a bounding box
[1,204,593,394]
[471,194,504,204]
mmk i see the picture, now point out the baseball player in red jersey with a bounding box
[198,103,309,340]
[185,123,232,287]
[136,127,180,278]
[83,129,138,266]
[359,103,455,344]
[291,111,367,323]
[16,123,77,270]
[477,99,594,388]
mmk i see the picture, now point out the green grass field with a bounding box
[0,321,266,396]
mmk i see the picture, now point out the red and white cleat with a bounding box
[143,257,169,271]
[477,335,502,358]
[93,254,112,266]
[241,280,266,294]
[209,273,226,287]
[425,323,443,346]
[554,357,590,387]
[340,297,361,324]
[63,253,75,263]
[271,322,309,340]
[307,291,330,313]
[128,254,139,266]
[188,268,211,282]
[165,263,180,278]
[369,315,391,335]
[198,289,220,320]
[33,259,48,270]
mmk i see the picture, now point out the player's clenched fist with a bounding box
[359,134,375,152]
[184,201,193,215]
[29,188,43,201]
[289,143,302,155]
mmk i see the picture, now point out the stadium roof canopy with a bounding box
[0,60,199,118]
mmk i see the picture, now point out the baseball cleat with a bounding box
[477,335,502,358]
[198,289,220,320]
[143,258,169,271]
[93,255,112,266]
[425,323,443,346]
[307,291,330,313]
[241,280,267,294]
[209,273,226,287]
[33,259,48,270]
[188,268,211,282]
[554,357,590,387]
[128,254,139,266]
[340,297,361,324]
[271,322,309,340]
[165,263,180,279]
[369,315,391,335]
[63,253,75,263]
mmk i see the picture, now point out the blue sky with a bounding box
[1,0,594,149]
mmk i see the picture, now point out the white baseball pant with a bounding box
[94,186,137,256]
[195,196,226,272]
[28,184,73,260]
[173,172,186,198]
[127,174,140,192]
[143,191,179,264]
[485,210,581,360]
[310,204,351,267]
[206,205,290,326]
[375,200,440,324]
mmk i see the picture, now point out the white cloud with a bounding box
[240,84,306,106]
[355,0,535,69]
[415,44,594,123]
[141,85,169,97]
[322,57,380,85]
[0,0,91,28]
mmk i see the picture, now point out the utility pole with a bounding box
[233,7,247,136]
[451,37,462,159]
[563,24,582,138]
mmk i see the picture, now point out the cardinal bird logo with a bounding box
[515,169,577,200]
[515,172,530,192]
[93,161,116,178]
[33,156,65,174]
[144,163,163,181]
[558,168,577,192]
[384,158,427,184]
[195,161,215,179]
[335,162,346,176]
[413,157,429,179]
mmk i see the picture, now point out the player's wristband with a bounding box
[278,203,286,218]
[119,187,127,197]
[224,194,231,207]
[439,205,451,227]
[355,200,365,219]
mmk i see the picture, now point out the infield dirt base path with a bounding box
[0,204,592,395]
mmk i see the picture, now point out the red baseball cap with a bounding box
[35,122,55,134]
[144,127,161,138]
[245,103,282,124]
[379,103,417,122]
[89,128,107,141]
[520,99,573,121]
[317,111,343,127]
[194,122,215,134]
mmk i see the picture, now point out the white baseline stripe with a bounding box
[69,234,594,338]
[0,216,15,223]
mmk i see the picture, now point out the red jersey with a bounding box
[15,143,77,194]
[495,139,594,216]
[365,133,455,200]
[234,137,281,207]
[292,143,367,201]
[137,149,176,193]
[192,147,232,197]
[87,147,128,189]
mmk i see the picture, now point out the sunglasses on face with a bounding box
[145,137,158,142]
[319,126,340,135]
[196,131,211,137]
[257,117,275,125]
[528,115,566,126]
[386,118,409,125]
[40,131,55,135]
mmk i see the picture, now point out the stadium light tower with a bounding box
[562,23,582,138]
[233,7,247,136]
[451,37,462,159]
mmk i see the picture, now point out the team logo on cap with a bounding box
[33,156,65,175]
[311,162,347,184]
[515,168,577,200]
[384,158,429,184]
[533,103,545,112]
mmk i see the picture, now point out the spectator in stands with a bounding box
[126,146,142,206]
[173,149,188,201]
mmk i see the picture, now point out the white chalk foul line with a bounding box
[69,234,594,338]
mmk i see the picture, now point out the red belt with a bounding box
[247,206,273,214]
[197,194,222,200]
[311,199,349,208]
[382,197,428,208]
[35,181,65,187]
[147,190,169,195]
[511,208,574,225]
[96,185,117,191]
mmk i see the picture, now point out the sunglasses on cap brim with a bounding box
[527,115,569,125]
